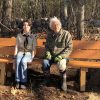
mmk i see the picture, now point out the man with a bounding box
[42,17,73,92]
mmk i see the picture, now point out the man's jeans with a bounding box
[16,52,32,83]
[43,58,67,72]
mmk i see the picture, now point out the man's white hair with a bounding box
[49,17,62,29]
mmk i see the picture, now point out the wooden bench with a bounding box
[0,38,16,85]
[0,38,100,92]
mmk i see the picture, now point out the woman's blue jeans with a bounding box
[15,52,32,83]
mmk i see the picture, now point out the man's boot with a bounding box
[41,69,50,86]
[44,71,50,85]
[60,70,67,92]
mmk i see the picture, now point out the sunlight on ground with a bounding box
[11,87,33,95]
[88,93,100,100]
[1,86,100,100]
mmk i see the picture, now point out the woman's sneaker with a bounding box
[16,82,20,89]
[20,82,27,89]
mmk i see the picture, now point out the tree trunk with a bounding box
[60,0,69,20]
[1,0,12,37]
[63,0,69,20]
[76,0,85,40]
[41,0,47,18]
[80,4,84,39]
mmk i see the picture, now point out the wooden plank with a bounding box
[0,37,16,46]
[1,38,100,50]
[0,63,6,84]
[35,47,100,59]
[30,59,100,69]
[35,47,45,58]
[80,68,87,91]
[36,39,100,50]
[0,58,14,63]
[37,39,46,47]
[73,40,100,50]
[68,60,100,68]
[31,59,43,64]
[0,47,15,55]
[70,50,100,59]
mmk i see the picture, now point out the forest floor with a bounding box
[0,65,100,100]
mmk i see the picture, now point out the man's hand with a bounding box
[45,51,52,60]
[54,55,63,63]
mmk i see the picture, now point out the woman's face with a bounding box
[23,22,31,33]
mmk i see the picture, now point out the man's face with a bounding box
[51,21,61,33]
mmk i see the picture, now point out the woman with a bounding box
[14,20,36,89]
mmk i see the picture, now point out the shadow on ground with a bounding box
[0,69,90,100]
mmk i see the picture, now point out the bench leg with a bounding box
[80,68,88,91]
[6,63,13,77]
[0,63,6,85]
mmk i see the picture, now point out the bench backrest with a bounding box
[71,40,100,59]
[36,39,100,60]
[0,38,100,60]
[0,38,45,57]
[0,38,16,57]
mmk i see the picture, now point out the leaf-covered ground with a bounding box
[0,65,100,100]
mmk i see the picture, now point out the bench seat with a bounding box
[0,57,14,63]
[68,60,100,68]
